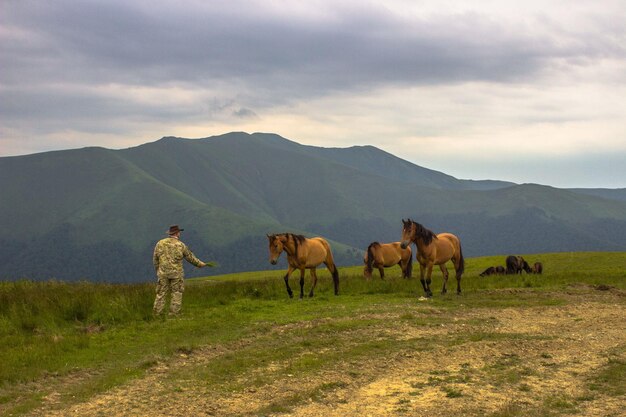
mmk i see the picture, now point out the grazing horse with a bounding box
[506,256,532,274]
[363,242,413,280]
[400,219,465,297]
[495,265,506,275]
[532,262,543,274]
[267,233,339,298]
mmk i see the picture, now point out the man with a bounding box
[152,225,215,316]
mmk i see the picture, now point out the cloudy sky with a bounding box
[1,0,625,188]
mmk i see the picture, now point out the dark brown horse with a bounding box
[400,219,465,297]
[479,266,496,277]
[480,265,506,277]
[267,233,339,298]
[505,256,520,274]
[506,255,532,274]
[532,262,543,274]
[363,242,412,280]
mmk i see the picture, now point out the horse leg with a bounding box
[333,265,339,295]
[419,263,434,298]
[378,266,385,280]
[425,263,434,297]
[401,261,408,279]
[439,264,449,295]
[455,261,463,295]
[308,268,318,297]
[324,260,339,296]
[284,266,294,298]
[299,268,306,299]
[418,263,428,295]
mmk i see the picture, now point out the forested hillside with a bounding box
[2,132,625,282]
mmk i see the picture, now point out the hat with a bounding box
[167,225,184,235]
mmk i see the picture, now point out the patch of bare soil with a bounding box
[28,289,626,417]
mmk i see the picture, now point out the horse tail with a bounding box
[457,240,465,276]
[331,263,339,295]
[322,239,339,295]
[366,242,378,273]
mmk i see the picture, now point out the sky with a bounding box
[1,0,625,188]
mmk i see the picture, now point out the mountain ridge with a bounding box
[1,132,625,282]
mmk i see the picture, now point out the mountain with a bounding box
[1,132,625,282]
[567,188,626,202]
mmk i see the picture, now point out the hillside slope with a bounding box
[1,132,625,281]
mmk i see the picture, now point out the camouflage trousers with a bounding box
[153,273,185,316]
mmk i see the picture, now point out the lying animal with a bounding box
[479,266,496,277]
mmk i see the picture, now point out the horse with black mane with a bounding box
[400,219,465,297]
[363,241,412,280]
[506,255,532,274]
[267,233,339,298]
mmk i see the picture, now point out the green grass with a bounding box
[0,251,625,415]
[587,357,626,397]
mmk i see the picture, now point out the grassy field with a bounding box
[0,252,625,416]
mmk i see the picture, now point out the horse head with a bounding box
[267,234,285,265]
[400,219,414,249]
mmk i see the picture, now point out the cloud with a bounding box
[5,0,617,91]
[232,108,258,119]
[1,0,625,187]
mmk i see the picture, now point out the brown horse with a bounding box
[267,233,339,298]
[479,266,496,277]
[363,242,413,280]
[400,219,465,297]
[506,255,532,274]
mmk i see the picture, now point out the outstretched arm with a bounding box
[182,245,218,268]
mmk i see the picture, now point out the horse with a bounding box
[479,266,496,277]
[363,242,413,280]
[532,262,543,274]
[506,255,532,274]
[505,256,520,274]
[400,219,465,297]
[495,265,506,275]
[267,233,339,298]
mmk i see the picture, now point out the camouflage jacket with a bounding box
[153,237,203,276]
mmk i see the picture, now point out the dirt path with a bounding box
[30,288,625,417]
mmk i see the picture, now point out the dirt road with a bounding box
[30,286,625,416]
